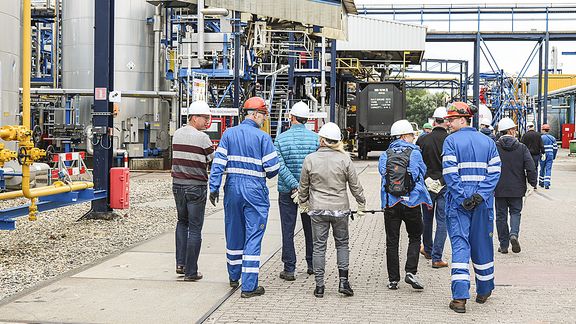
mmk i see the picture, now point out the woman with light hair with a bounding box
[298,122,366,298]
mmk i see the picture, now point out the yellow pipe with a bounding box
[0,181,94,200]
[21,0,33,201]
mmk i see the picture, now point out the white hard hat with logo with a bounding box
[318,122,341,141]
[432,107,447,119]
[498,117,516,132]
[527,121,535,128]
[188,100,212,115]
[390,119,415,137]
[290,101,309,118]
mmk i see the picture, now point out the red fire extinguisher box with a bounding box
[110,167,130,209]
[562,124,575,149]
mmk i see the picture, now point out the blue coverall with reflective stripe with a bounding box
[539,133,557,187]
[209,119,280,292]
[442,127,501,300]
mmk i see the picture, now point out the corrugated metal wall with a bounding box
[337,15,426,52]
[206,0,343,29]
[527,74,576,96]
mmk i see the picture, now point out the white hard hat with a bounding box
[290,101,309,118]
[432,107,447,119]
[318,122,341,141]
[188,100,212,115]
[527,121,535,128]
[390,119,415,137]
[498,117,516,132]
[480,118,492,126]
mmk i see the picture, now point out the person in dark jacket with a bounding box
[480,118,496,141]
[520,121,544,175]
[494,118,537,254]
[416,107,449,268]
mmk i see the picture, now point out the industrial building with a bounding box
[1,1,576,322]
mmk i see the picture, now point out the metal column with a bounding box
[329,39,337,123]
[233,11,240,111]
[543,33,550,124]
[85,0,115,219]
[473,33,480,127]
[537,42,543,131]
[570,95,575,124]
[287,32,295,103]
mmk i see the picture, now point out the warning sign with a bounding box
[95,88,107,101]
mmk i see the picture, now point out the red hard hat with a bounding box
[243,97,268,114]
[541,123,551,130]
[445,102,475,118]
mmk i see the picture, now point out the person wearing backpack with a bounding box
[442,102,501,313]
[539,124,558,189]
[494,118,537,254]
[379,119,432,291]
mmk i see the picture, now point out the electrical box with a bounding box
[562,124,575,149]
[110,167,129,209]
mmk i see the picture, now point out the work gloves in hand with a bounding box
[462,193,483,211]
[291,190,299,204]
[424,177,444,194]
[525,186,535,197]
[356,203,366,218]
[209,191,219,206]
[299,202,309,214]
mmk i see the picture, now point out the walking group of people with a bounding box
[170,97,557,313]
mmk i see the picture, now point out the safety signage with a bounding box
[95,87,107,101]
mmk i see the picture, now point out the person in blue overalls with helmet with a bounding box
[442,102,501,313]
[539,123,558,189]
[209,96,280,298]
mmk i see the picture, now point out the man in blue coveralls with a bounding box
[539,123,558,189]
[209,96,280,298]
[442,102,501,313]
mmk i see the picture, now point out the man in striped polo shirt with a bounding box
[209,96,280,298]
[171,100,214,281]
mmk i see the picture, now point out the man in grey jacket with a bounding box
[299,122,366,298]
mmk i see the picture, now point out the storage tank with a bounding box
[62,0,168,153]
[0,1,21,150]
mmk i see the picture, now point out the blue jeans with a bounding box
[495,197,523,249]
[278,192,313,273]
[422,189,447,262]
[173,183,207,277]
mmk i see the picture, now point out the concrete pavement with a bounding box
[1,150,575,323]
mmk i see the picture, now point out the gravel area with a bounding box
[0,172,217,301]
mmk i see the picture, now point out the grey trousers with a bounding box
[311,215,349,287]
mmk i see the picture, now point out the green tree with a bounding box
[406,89,448,127]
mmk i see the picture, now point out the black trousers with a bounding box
[384,203,423,282]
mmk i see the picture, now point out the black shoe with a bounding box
[387,281,398,290]
[183,272,203,281]
[229,279,239,288]
[498,247,508,254]
[545,186,550,189]
[241,286,265,298]
[476,291,492,304]
[307,268,314,275]
[314,286,325,298]
[279,271,296,281]
[405,273,424,290]
[339,279,354,296]
[176,265,185,275]
[510,235,521,253]
[449,299,466,313]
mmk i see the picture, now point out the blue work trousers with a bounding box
[446,197,495,300]
[173,183,207,277]
[224,177,269,292]
[495,197,523,249]
[278,192,313,273]
[539,156,553,187]
[422,189,447,262]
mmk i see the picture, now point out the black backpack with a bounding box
[385,147,416,198]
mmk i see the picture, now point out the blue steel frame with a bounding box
[0,189,107,230]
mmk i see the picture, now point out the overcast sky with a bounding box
[354,1,576,77]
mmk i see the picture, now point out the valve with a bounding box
[17,146,46,166]
[0,143,18,167]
